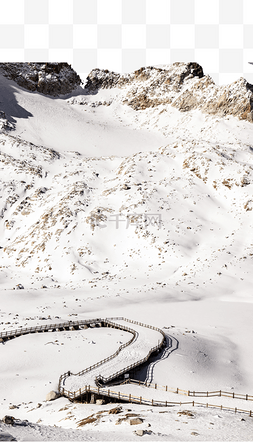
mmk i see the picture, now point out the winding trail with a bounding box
[60,317,165,394]
[1,316,253,416]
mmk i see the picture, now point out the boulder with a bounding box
[2,416,15,425]
[46,391,59,401]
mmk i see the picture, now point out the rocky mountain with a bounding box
[0,61,252,296]
[1,61,253,442]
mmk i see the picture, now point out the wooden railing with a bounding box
[58,318,138,392]
[94,318,165,385]
[59,384,253,417]
[59,317,165,393]
[124,379,253,402]
[0,318,104,339]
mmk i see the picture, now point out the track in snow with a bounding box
[143,333,179,386]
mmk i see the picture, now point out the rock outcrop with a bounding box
[0,62,82,96]
[85,62,253,122]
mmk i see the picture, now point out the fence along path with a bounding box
[60,383,253,417]
[60,317,165,393]
[1,317,253,417]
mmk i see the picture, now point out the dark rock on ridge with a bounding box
[0,62,82,96]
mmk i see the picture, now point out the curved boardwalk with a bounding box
[1,316,253,417]
[61,318,163,393]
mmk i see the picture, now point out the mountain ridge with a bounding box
[84,62,253,122]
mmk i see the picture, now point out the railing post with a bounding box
[246,394,248,401]
[166,385,168,391]
[193,401,194,407]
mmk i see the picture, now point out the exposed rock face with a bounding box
[85,62,203,93]
[85,62,253,122]
[0,62,82,96]
[0,111,15,131]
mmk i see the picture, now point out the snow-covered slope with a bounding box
[0,61,253,295]
[1,62,253,440]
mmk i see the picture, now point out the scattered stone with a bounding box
[129,418,143,425]
[8,405,18,410]
[178,410,194,417]
[191,432,199,436]
[109,407,122,415]
[15,284,24,290]
[77,414,98,427]
[46,391,60,402]
[135,429,144,436]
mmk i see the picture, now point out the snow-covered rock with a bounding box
[0,62,82,96]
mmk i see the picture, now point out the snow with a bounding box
[0,63,253,440]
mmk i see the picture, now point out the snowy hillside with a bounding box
[1,62,253,440]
